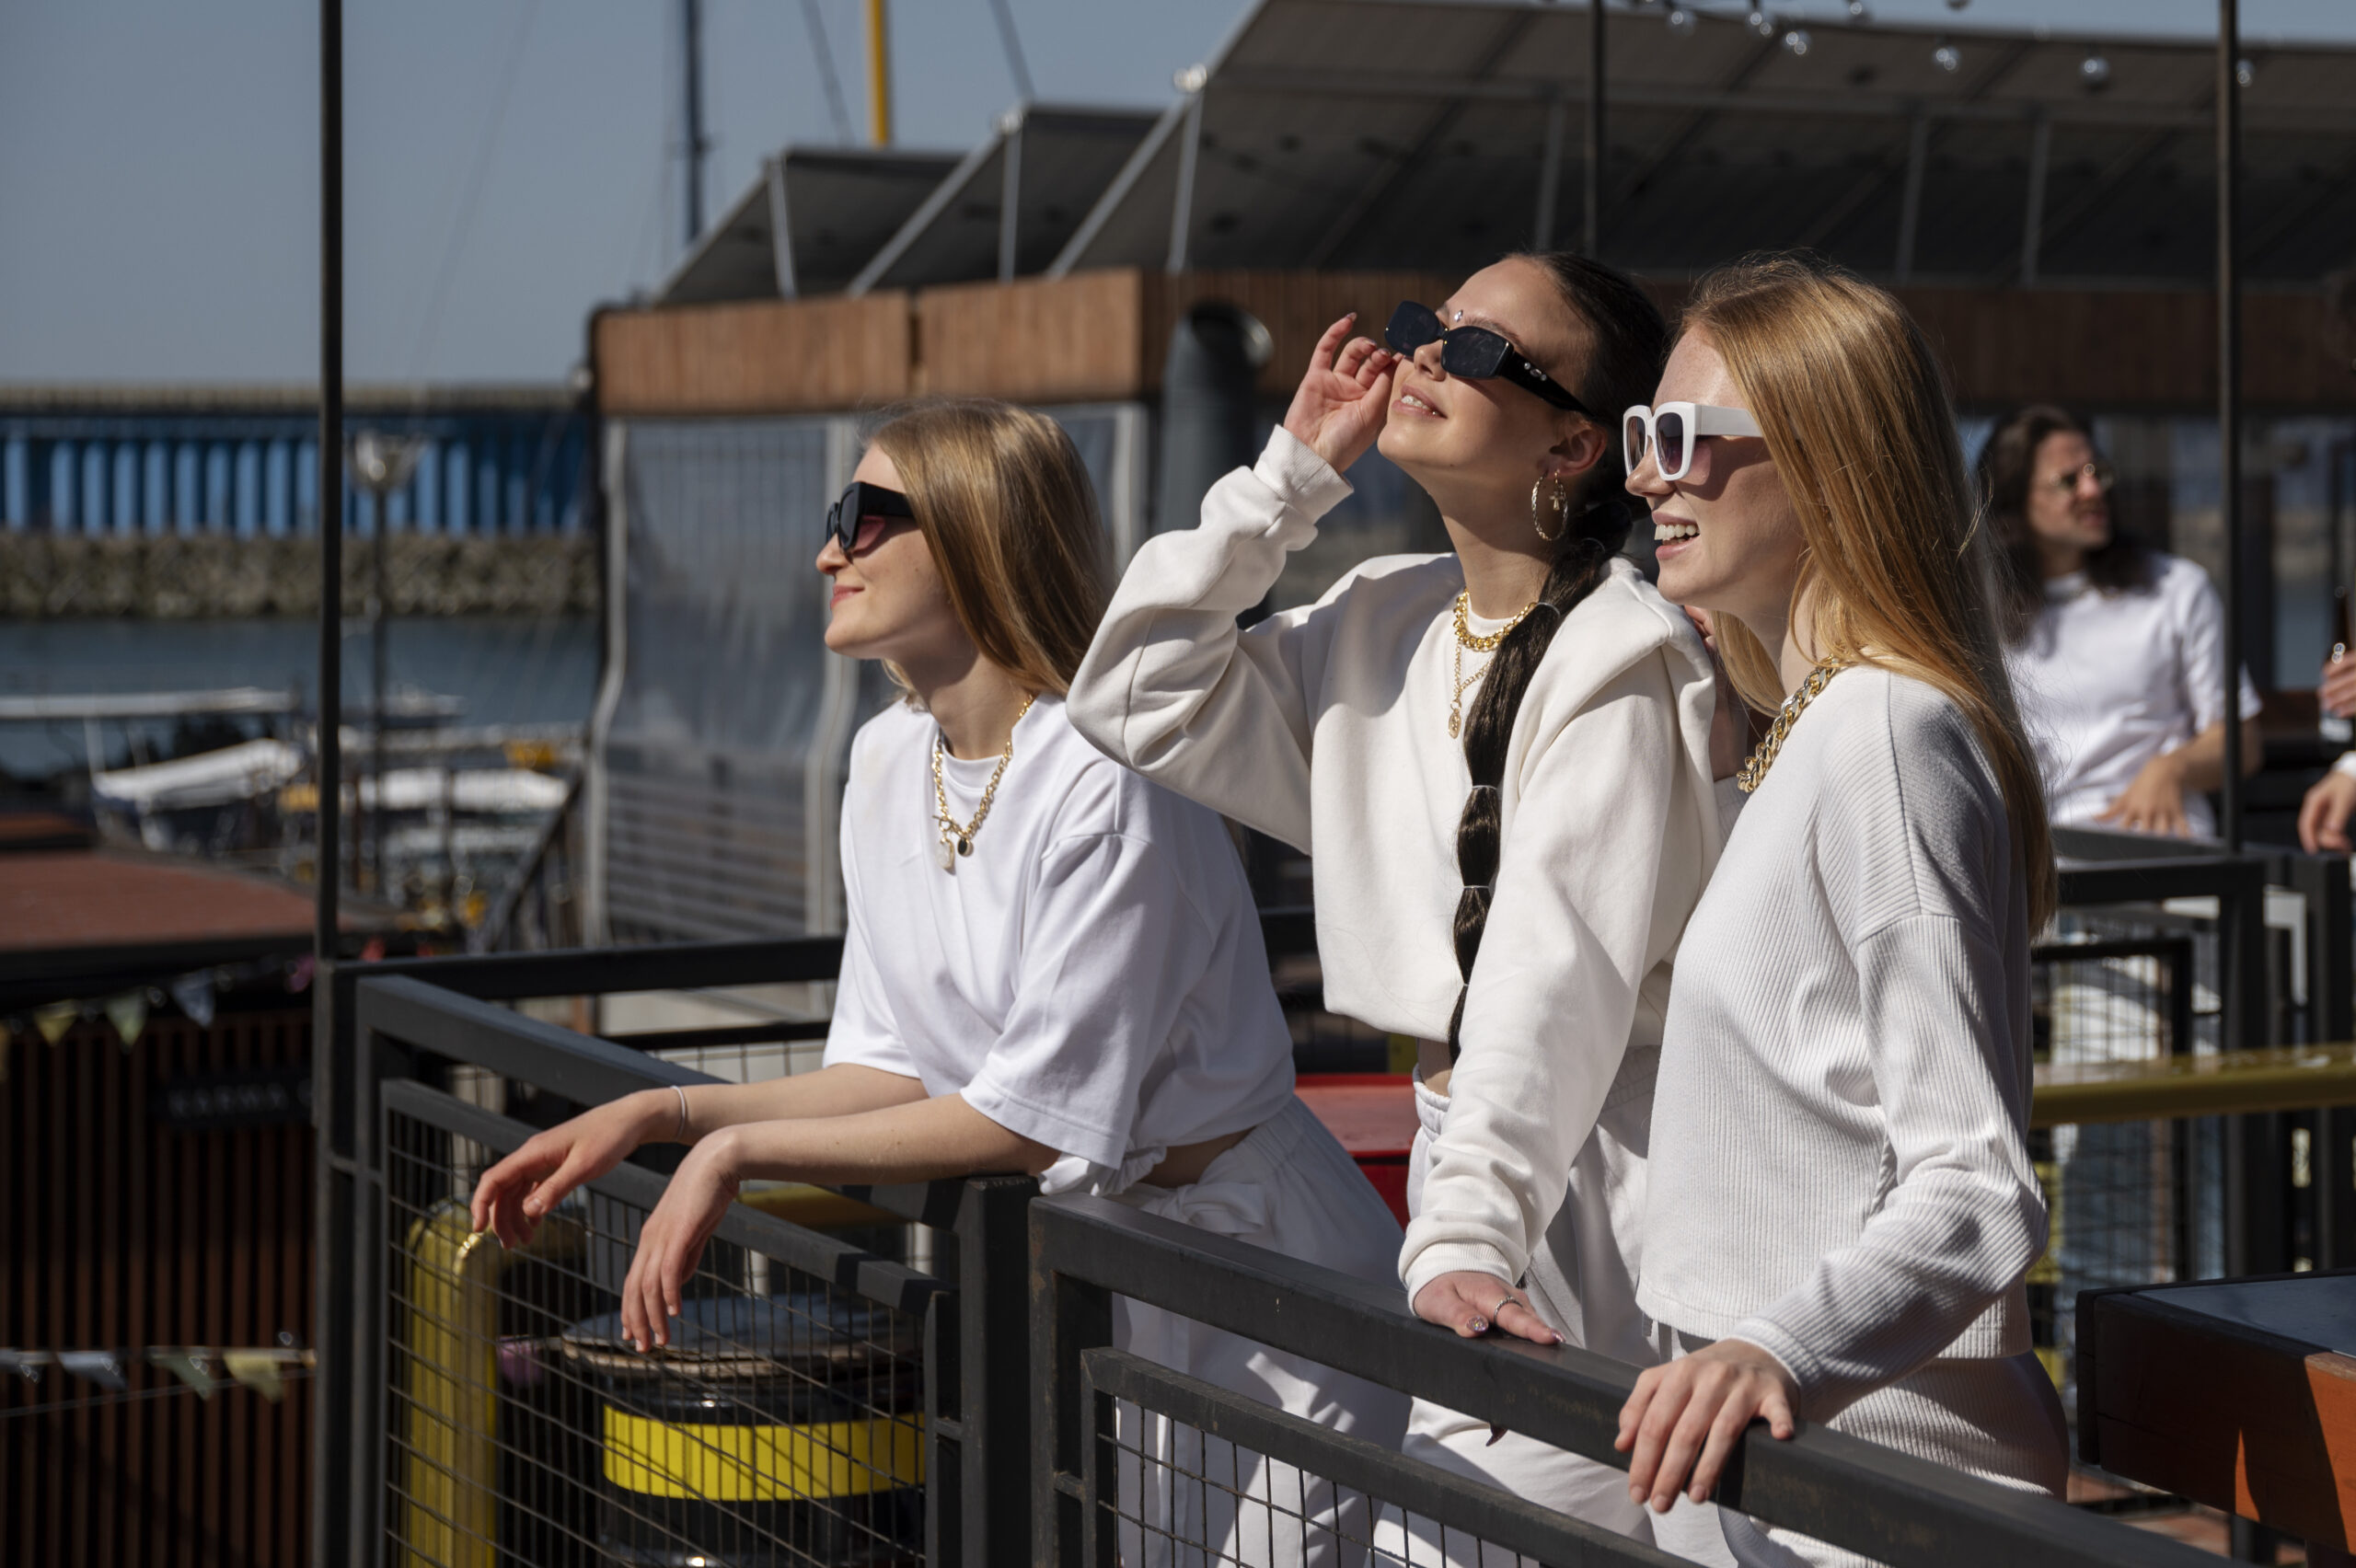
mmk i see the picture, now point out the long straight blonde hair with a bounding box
[1686,254,2058,929]
[868,398,1110,696]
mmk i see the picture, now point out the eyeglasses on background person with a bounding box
[2041,459,2117,496]
[1621,401,1764,484]
[826,478,916,556]
[1383,301,1594,416]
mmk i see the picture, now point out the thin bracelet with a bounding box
[672,1084,690,1143]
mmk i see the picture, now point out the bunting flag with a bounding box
[1,1351,49,1384]
[146,1349,222,1400]
[104,990,149,1051]
[167,973,216,1028]
[56,1350,127,1391]
[220,1350,285,1402]
[33,1001,76,1045]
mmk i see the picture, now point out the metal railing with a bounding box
[312,844,2356,1564]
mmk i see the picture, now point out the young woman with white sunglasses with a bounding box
[469,398,1406,1567]
[1615,255,2066,1567]
[1068,255,1732,1552]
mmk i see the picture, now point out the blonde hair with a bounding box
[868,398,1111,696]
[1684,254,2058,929]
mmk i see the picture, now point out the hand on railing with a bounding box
[618,1131,745,1354]
[469,1090,676,1247]
[1410,1273,1563,1345]
[1615,1339,1798,1513]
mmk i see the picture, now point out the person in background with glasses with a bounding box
[1985,404,2259,840]
[1069,256,1732,1555]
[1616,254,2066,1567]
[469,399,1406,1568]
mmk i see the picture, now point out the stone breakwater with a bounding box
[0,534,596,618]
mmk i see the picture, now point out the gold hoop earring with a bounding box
[1530,476,1570,543]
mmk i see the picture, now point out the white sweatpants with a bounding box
[1644,1327,2068,1568]
[1372,1068,1657,1566]
[1113,1095,1414,1567]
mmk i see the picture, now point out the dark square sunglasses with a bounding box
[1383,301,1593,417]
[826,479,916,555]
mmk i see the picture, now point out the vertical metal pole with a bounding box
[681,0,707,244]
[998,118,1024,282]
[311,1,348,1562]
[371,505,388,894]
[1583,0,1604,258]
[2220,0,2245,852]
[1896,109,1930,284]
[1533,96,1565,251]
[866,0,893,145]
[1166,91,1204,275]
[2021,110,2050,287]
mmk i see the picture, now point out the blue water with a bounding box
[0,616,597,781]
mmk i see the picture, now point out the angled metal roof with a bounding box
[658,145,964,305]
[1049,0,2356,286]
[846,106,1160,295]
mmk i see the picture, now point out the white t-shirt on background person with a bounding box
[2004,553,2262,839]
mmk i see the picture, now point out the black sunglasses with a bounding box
[826,479,917,555]
[1384,302,1593,417]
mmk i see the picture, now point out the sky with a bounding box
[4,0,2351,387]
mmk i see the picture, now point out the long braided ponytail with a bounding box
[1445,254,1671,1061]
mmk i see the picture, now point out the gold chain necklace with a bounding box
[1736,661,1848,793]
[931,693,1036,870]
[1448,591,1538,739]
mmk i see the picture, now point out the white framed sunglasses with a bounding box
[1622,402,1764,482]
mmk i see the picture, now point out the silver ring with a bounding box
[1492,1294,1517,1318]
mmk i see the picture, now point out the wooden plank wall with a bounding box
[593,270,2356,415]
[1,1008,314,1568]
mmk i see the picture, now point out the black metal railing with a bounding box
[1029,1194,2214,1568]
[311,842,2352,1564]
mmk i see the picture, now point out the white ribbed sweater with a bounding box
[1637,666,2046,1419]
[1067,429,1725,1308]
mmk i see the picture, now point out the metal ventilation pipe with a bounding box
[1154,301,1274,537]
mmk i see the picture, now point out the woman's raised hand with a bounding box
[1282,314,1397,474]
[468,1091,669,1248]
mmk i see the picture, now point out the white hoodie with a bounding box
[1067,427,1726,1342]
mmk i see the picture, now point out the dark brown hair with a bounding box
[1446,252,1669,1060]
[1980,403,2152,645]
[869,398,1111,695]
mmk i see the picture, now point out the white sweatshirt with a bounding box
[1067,428,1724,1305]
[1638,666,2047,1420]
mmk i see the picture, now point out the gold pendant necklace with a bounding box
[931,693,1036,870]
[1735,661,1848,793]
[1448,590,1536,739]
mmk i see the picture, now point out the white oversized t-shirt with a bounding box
[2004,553,2261,838]
[821,693,1297,1194]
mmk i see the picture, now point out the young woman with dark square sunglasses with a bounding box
[1069,255,1739,1553]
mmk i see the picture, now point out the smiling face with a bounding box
[1627,327,1807,634]
[1375,257,1608,523]
[2023,429,2111,566]
[815,445,971,674]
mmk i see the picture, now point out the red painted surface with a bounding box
[0,849,323,952]
[1297,1072,1416,1226]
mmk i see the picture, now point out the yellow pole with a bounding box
[865,0,892,145]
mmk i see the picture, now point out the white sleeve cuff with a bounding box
[2333,752,2356,780]
[1253,427,1355,520]
[1397,1239,1519,1309]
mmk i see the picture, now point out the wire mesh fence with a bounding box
[2027,915,2223,1435]
[1083,1349,1668,1568]
[381,1083,938,1568]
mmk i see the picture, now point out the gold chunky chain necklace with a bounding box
[931,693,1035,870]
[1735,660,1849,793]
[1448,590,1538,739]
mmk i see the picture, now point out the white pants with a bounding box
[1113,1095,1414,1567]
[1645,1328,2068,1568]
[1372,1068,1657,1566]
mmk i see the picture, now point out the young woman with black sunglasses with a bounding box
[1068,256,1735,1551]
[470,398,1407,1566]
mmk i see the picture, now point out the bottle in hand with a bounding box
[2325,586,2353,744]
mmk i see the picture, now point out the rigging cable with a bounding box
[800,0,857,144]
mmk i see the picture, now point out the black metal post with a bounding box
[371,502,388,894]
[681,0,707,246]
[956,1176,1037,1564]
[2218,0,2244,851]
[310,2,348,1563]
[1583,0,1604,258]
